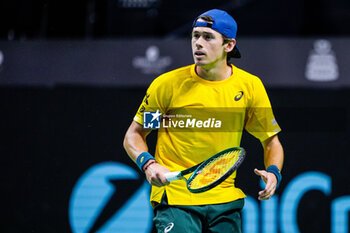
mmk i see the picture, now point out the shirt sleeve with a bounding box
[244,77,281,142]
[133,75,171,125]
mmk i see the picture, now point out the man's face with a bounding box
[191,25,227,68]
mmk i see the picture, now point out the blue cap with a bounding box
[193,9,241,58]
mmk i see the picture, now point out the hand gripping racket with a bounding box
[164,147,246,193]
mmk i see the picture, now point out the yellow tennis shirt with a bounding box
[134,64,281,205]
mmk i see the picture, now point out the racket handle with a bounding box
[164,172,181,182]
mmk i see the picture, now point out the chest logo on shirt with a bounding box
[234,91,244,101]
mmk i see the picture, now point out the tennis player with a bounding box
[124,9,284,233]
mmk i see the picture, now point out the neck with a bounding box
[195,62,232,81]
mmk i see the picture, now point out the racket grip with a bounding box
[164,172,181,182]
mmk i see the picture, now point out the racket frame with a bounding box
[164,147,245,193]
[186,147,245,193]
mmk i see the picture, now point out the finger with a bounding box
[148,177,161,187]
[259,189,267,196]
[258,187,272,199]
[254,169,268,179]
[152,179,165,187]
[254,168,263,176]
[265,174,277,193]
[258,191,271,200]
[157,173,170,186]
[259,195,270,201]
[265,184,276,195]
[149,179,161,187]
[258,187,276,200]
[259,193,273,201]
[264,180,273,193]
[150,173,170,187]
[259,190,271,199]
[254,170,264,180]
[259,185,274,197]
[148,174,163,187]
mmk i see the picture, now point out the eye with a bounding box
[203,33,214,40]
[192,33,200,39]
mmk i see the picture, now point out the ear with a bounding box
[224,39,236,53]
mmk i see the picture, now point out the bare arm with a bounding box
[254,134,284,200]
[123,121,151,162]
[123,121,170,186]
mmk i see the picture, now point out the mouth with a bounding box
[194,51,206,58]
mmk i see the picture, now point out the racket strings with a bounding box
[188,150,240,189]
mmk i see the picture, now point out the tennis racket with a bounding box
[164,147,246,193]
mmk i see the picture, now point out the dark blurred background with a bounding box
[1,1,350,233]
[1,0,350,40]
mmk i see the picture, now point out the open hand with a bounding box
[254,168,277,200]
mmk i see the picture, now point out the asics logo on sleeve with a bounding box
[164,222,174,232]
[143,94,150,105]
[234,91,244,101]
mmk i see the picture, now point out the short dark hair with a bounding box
[198,15,214,23]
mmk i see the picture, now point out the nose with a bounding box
[195,37,204,49]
